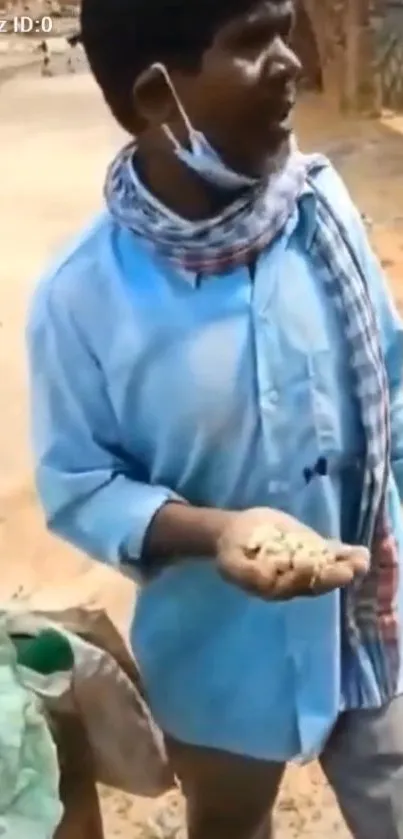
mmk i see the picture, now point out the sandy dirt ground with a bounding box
[2,70,403,837]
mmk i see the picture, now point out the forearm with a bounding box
[36,461,184,566]
[141,500,300,562]
[142,501,234,560]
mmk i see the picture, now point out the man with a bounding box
[39,39,51,77]
[66,33,82,74]
[27,0,403,836]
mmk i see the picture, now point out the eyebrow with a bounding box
[227,0,294,35]
[216,0,294,45]
[245,1,294,25]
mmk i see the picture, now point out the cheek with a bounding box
[200,64,260,124]
[199,51,261,108]
[232,53,266,84]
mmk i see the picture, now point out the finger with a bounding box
[239,571,306,601]
[241,557,283,593]
[220,550,367,602]
[222,550,306,600]
[270,567,316,601]
[310,561,356,595]
[219,552,279,594]
[271,559,357,600]
[225,563,352,602]
[328,541,370,571]
[340,549,370,576]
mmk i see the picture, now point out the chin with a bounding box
[261,134,294,178]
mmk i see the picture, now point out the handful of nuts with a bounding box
[216,507,370,600]
[244,523,343,588]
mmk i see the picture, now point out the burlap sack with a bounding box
[4,607,174,799]
[52,712,104,839]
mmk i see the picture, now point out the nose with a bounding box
[266,37,302,83]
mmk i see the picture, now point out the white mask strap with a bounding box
[150,62,194,145]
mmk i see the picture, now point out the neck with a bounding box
[135,134,246,222]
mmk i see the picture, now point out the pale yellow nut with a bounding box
[245,522,335,576]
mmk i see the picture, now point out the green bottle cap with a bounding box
[13,629,74,674]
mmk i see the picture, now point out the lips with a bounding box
[272,96,296,124]
[252,90,296,148]
[265,96,295,141]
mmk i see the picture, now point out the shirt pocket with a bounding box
[266,344,364,495]
[308,347,364,467]
[266,345,323,488]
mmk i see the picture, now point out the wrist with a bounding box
[142,502,236,561]
[202,508,236,556]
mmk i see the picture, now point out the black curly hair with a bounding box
[80,0,266,132]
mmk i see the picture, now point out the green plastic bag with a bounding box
[0,622,63,839]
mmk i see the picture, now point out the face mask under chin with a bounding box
[150,62,259,191]
[162,122,259,191]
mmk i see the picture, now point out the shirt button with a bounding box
[268,389,279,405]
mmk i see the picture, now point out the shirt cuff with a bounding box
[122,486,185,563]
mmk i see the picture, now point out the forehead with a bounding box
[219,0,295,32]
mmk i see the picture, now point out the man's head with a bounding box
[81,0,301,178]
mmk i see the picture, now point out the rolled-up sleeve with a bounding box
[26,282,181,568]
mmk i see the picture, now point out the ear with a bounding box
[132,65,176,127]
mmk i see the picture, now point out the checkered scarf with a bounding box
[105,141,310,273]
[307,178,399,704]
[105,143,399,704]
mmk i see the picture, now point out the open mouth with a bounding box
[269,98,295,137]
[276,97,295,125]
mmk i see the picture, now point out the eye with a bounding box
[278,13,294,44]
[227,22,276,53]
[223,10,295,55]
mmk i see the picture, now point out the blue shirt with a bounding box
[27,163,403,762]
